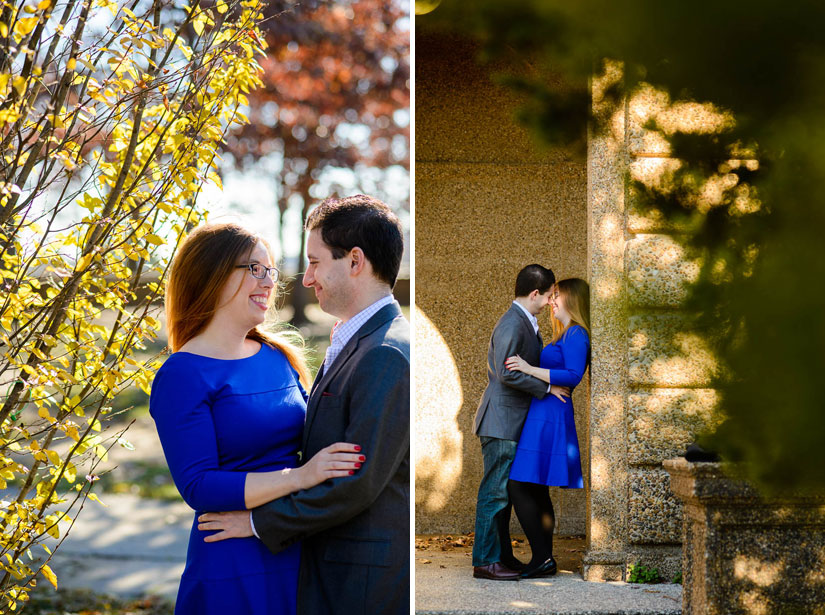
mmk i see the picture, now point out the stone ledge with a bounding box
[664,458,825,614]
[582,551,626,583]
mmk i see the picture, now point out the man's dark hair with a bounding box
[514,264,555,298]
[305,194,404,288]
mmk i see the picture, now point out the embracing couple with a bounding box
[472,264,590,580]
[149,195,409,614]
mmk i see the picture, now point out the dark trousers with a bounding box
[472,436,518,566]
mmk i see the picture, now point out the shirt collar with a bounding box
[330,294,396,349]
[512,300,539,334]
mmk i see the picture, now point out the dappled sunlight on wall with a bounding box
[588,392,623,495]
[589,516,606,545]
[733,555,782,588]
[806,550,825,585]
[414,306,463,512]
[596,214,624,260]
[628,83,733,144]
[629,323,721,387]
[627,80,761,223]
[629,157,682,189]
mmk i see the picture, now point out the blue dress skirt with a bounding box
[509,325,589,488]
[149,342,307,615]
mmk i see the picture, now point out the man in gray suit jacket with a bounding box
[471,264,560,580]
[197,196,409,614]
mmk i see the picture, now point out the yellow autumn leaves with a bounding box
[0,0,267,610]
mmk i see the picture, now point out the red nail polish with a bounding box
[355,463,361,468]
[359,455,366,461]
[354,445,361,452]
[348,470,355,475]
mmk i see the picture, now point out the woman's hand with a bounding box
[296,442,364,490]
[505,354,530,374]
[550,385,571,403]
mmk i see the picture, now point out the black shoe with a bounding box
[520,556,557,578]
[473,562,521,581]
[500,556,527,573]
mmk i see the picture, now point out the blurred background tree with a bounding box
[419,0,825,493]
[225,0,410,324]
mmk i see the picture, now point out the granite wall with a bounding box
[414,31,588,536]
[583,64,724,581]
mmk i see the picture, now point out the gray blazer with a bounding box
[472,303,548,441]
[251,302,410,615]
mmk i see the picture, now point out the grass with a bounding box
[91,460,180,501]
[627,562,662,584]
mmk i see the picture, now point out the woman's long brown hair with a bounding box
[550,277,591,344]
[165,222,311,388]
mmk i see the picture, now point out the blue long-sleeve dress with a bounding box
[149,342,307,615]
[509,325,589,488]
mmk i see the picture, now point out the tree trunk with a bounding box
[289,187,313,326]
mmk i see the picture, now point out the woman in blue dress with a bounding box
[149,222,363,614]
[504,278,590,578]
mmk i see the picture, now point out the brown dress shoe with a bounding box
[472,562,521,581]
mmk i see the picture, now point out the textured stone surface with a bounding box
[416,31,576,165]
[581,564,625,584]
[628,468,683,545]
[627,235,700,308]
[666,458,825,615]
[582,551,625,583]
[628,156,684,194]
[627,389,720,465]
[628,314,719,387]
[414,32,588,534]
[556,483,587,536]
[415,41,732,594]
[583,62,630,581]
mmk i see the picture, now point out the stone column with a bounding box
[585,71,723,581]
[583,61,630,582]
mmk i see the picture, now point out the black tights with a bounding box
[494,503,516,563]
[507,479,555,566]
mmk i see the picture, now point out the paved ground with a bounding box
[416,537,682,615]
[37,493,191,599]
[5,490,683,615]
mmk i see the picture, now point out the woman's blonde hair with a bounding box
[165,222,311,388]
[550,277,591,344]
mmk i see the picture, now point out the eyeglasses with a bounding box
[236,263,280,282]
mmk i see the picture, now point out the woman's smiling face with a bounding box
[214,240,274,330]
[550,286,570,324]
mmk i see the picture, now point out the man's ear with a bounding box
[528,288,539,301]
[349,247,367,276]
